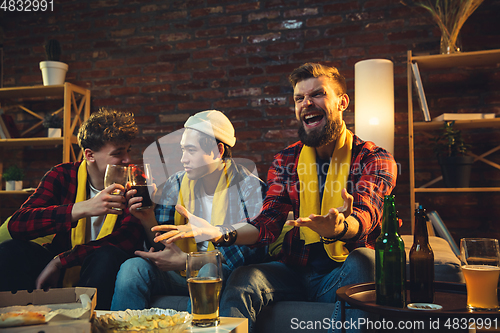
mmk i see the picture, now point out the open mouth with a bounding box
[302,112,324,127]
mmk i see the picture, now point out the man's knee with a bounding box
[0,239,28,254]
[226,264,268,291]
[117,257,152,281]
[91,245,127,262]
[0,239,40,266]
[344,248,375,280]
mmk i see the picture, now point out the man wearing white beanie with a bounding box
[111,110,267,311]
[183,110,237,148]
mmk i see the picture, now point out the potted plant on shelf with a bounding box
[3,165,24,191]
[433,121,474,187]
[43,113,63,137]
[39,39,68,86]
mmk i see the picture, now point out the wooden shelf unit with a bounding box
[0,83,90,193]
[407,49,500,231]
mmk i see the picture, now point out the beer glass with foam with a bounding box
[186,251,222,327]
[104,164,128,211]
[460,238,500,311]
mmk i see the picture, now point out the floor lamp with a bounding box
[354,59,395,155]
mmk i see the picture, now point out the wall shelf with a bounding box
[0,83,90,193]
[407,49,500,231]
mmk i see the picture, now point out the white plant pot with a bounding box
[48,128,62,137]
[40,61,68,86]
[6,180,22,191]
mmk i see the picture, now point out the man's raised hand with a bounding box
[151,204,221,244]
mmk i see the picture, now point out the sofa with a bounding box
[151,235,464,333]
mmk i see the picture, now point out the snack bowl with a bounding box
[94,308,192,333]
[407,303,443,311]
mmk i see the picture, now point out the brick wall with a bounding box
[1,0,500,241]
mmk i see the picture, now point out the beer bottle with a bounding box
[409,205,434,303]
[375,195,406,307]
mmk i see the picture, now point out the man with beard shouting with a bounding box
[152,63,398,333]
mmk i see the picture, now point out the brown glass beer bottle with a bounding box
[409,205,435,303]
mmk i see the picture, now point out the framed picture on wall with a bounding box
[411,62,431,122]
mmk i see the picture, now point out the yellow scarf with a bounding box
[0,216,12,243]
[174,160,232,254]
[270,122,352,262]
[63,160,118,286]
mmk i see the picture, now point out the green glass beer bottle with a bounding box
[409,205,434,303]
[375,195,406,307]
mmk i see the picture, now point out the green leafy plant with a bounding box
[43,113,63,128]
[3,165,24,181]
[44,39,61,62]
[433,121,470,157]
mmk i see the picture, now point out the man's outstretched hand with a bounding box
[135,243,187,271]
[151,205,221,244]
[285,188,354,239]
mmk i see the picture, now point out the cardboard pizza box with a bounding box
[0,287,96,333]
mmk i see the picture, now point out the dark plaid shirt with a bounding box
[248,134,398,267]
[8,161,145,269]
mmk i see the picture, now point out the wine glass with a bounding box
[104,164,128,211]
[460,238,500,311]
[128,164,153,210]
[186,251,223,327]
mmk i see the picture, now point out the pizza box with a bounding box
[0,287,96,333]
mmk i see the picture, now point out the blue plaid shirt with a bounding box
[155,159,268,271]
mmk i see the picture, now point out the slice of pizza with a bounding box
[0,310,46,328]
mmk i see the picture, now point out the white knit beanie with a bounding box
[184,110,236,147]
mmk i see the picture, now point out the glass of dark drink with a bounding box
[187,251,222,327]
[128,164,154,210]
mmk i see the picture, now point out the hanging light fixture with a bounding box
[354,59,394,155]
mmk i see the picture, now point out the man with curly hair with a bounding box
[0,109,145,310]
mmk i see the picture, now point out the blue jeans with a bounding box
[111,257,188,311]
[111,257,231,311]
[220,248,376,333]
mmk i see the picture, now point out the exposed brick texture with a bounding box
[1,0,500,241]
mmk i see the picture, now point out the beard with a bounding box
[298,115,342,148]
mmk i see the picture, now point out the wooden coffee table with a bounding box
[94,311,247,333]
[336,282,499,332]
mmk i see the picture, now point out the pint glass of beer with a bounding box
[460,238,500,311]
[187,251,223,327]
[104,164,128,211]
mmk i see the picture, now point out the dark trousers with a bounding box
[0,239,131,310]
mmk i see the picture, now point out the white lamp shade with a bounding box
[354,59,394,155]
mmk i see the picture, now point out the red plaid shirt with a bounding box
[248,133,398,267]
[8,161,145,269]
